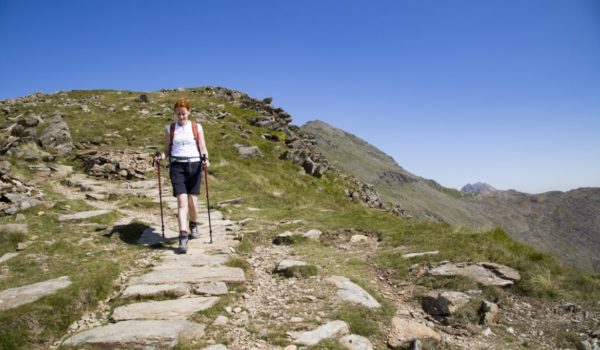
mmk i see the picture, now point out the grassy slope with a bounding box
[301,120,494,228]
[301,120,600,273]
[0,88,598,349]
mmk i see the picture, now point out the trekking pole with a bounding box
[202,155,213,244]
[153,156,165,238]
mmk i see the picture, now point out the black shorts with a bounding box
[169,161,202,196]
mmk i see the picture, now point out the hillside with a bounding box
[301,120,600,273]
[0,88,598,349]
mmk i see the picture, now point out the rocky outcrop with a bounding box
[280,130,332,178]
[37,112,74,155]
[75,149,154,179]
[1,111,73,158]
[0,160,44,215]
[203,87,409,219]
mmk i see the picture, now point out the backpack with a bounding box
[169,120,202,157]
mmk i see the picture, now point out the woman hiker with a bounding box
[154,98,209,253]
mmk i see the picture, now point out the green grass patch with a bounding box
[0,261,118,350]
[307,339,347,350]
[117,195,157,209]
[225,257,251,272]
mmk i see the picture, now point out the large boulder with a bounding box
[37,112,74,156]
[236,145,263,160]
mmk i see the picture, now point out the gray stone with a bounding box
[480,300,499,325]
[0,160,11,173]
[62,320,205,348]
[350,234,368,243]
[275,259,307,272]
[290,320,350,346]
[212,315,229,326]
[273,231,294,245]
[112,297,220,321]
[326,276,380,308]
[402,251,439,259]
[121,284,190,299]
[387,318,440,348]
[58,210,110,222]
[135,267,245,285]
[422,291,471,316]
[237,145,263,159]
[203,345,228,350]
[303,229,322,240]
[193,281,228,295]
[48,163,73,177]
[480,262,521,282]
[37,113,73,156]
[482,327,495,337]
[340,334,373,350]
[0,252,19,264]
[0,223,28,234]
[0,276,71,311]
[429,262,519,287]
[16,240,33,251]
[159,253,228,267]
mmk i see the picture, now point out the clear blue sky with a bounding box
[1,0,599,193]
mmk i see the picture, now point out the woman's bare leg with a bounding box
[177,193,189,232]
[188,195,198,223]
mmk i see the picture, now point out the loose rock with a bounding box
[289,320,350,346]
[340,334,374,350]
[387,318,440,348]
[326,275,380,309]
[421,291,471,316]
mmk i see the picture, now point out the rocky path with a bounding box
[51,173,384,349]
[53,172,249,349]
[41,171,576,350]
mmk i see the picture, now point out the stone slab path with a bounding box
[0,276,71,311]
[59,171,247,349]
[56,171,384,349]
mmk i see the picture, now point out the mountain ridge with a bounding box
[301,119,600,272]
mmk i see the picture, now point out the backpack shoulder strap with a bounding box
[191,120,202,155]
[169,123,176,152]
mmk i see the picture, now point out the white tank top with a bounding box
[166,121,203,158]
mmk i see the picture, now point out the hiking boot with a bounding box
[189,221,199,239]
[178,232,189,253]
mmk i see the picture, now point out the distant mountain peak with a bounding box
[461,182,497,193]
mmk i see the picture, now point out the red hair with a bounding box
[173,98,191,111]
